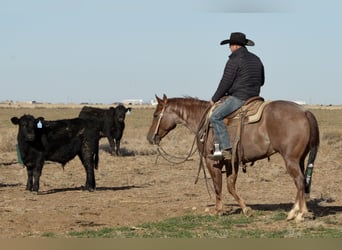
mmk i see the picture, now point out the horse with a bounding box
[146,94,320,222]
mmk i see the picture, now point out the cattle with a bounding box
[79,104,131,156]
[11,115,101,193]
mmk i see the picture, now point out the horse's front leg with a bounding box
[206,159,224,214]
[225,161,251,216]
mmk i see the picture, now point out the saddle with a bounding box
[221,96,269,125]
[199,96,271,173]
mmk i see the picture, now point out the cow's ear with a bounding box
[126,107,132,112]
[11,117,19,125]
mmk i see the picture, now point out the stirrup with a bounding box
[208,144,223,161]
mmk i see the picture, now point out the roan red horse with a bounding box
[147,94,320,222]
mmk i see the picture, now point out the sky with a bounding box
[1,0,341,105]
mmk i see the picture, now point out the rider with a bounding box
[208,32,265,161]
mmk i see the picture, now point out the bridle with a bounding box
[152,103,198,164]
[152,104,166,144]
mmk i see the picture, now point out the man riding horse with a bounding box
[147,33,319,222]
[209,32,265,161]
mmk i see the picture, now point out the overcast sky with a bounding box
[1,0,341,104]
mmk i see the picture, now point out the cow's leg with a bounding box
[79,153,96,191]
[86,165,95,191]
[26,167,34,191]
[26,163,42,193]
[107,136,115,155]
[84,163,96,192]
[83,162,96,191]
[32,166,42,193]
[115,139,121,156]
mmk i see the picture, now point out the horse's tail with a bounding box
[304,110,320,196]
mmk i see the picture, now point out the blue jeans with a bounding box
[209,96,245,150]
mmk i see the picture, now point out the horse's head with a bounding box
[147,94,178,145]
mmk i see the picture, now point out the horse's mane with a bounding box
[169,96,209,108]
[167,96,210,121]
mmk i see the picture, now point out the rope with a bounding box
[154,135,198,165]
[193,105,215,198]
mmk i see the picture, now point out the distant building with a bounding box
[150,99,157,106]
[122,99,143,105]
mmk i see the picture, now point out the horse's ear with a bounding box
[155,94,167,104]
[155,94,162,104]
[162,94,168,104]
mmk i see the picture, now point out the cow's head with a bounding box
[11,115,45,142]
[115,104,131,123]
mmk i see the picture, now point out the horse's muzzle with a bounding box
[147,134,161,145]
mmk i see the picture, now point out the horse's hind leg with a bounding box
[285,159,308,222]
[226,163,250,216]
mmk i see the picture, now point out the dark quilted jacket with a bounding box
[211,46,265,102]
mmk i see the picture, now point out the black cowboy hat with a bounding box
[220,32,255,46]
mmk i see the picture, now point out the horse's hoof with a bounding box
[287,209,299,221]
[295,213,305,223]
[242,207,253,217]
[287,214,295,221]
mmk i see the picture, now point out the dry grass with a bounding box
[0,104,341,238]
[3,104,342,156]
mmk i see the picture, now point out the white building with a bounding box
[122,99,143,105]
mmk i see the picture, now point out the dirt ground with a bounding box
[0,106,341,238]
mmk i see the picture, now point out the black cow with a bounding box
[79,104,131,156]
[11,115,101,193]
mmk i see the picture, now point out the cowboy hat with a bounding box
[220,32,255,46]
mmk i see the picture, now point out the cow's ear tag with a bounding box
[37,120,43,129]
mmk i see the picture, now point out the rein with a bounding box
[154,136,198,165]
[193,106,214,198]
